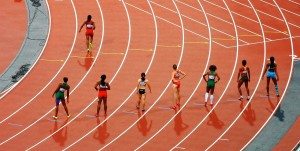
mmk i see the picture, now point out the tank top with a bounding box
[138,79,148,89]
[208,71,215,81]
[59,83,69,93]
[174,70,180,79]
[86,21,94,29]
[99,82,108,91]
[268,63,276,72]
[241,66,248,78]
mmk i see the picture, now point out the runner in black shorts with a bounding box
[136,73,151,112]
[237,60,250,100]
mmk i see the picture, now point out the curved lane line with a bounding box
[205,0,267,149]
[98,0,187,149]
[134,0,212,149]
[171,0,240,149]
[25,0,106,149]
[0,0,80,145]
[0,0,51,98]
[241,0,295,149]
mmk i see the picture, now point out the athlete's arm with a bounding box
[94,81,99,90]
[275,66,279,81]
[79,21,86,32]
[147,82,152,93]
[216,73,220,83]
[93,21,96,30]
[261,64,268,79]
[66,87,70,103]
[203,72,208,82]
[179,70,187,80]
[106,82,111,90]
[247,67,251,82]
[52,84,60,97]
[237,68,241,82]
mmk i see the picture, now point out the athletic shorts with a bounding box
[207,80,215,88]
[267,71,276,79]
[173,80,181,89]
[98,90,107,98]
[86,29,94,37]
[239,76,249,83]
[139,89,146,94]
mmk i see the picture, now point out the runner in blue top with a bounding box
[262,56,280,97]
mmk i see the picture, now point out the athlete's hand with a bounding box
[261,77,264,80]
[67,98,69,103]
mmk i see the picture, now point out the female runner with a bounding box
[95,74,110,116]
[262,56,280,97]
[136,73,152,112]
[237,60,251,100]
[203,65,220,107]
[171,64,186,109]
[52,77,70,119]
[79,15,95,51]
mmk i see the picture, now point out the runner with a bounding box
[52,77,70,120]
[95,74,110,117]
[171,64,186,109]
[203,65,220,107]
[237,60,251,100]
[79,15,95,51]
[262,56,280,97]
[136,73,151,112]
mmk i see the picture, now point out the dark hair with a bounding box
[242,60,247,66]
[87,15,92,21]
[63,77,68,83]
[209,65,217,72]
[173,64,177,70]
[270,56,275,64]
[100,74,106,86]
[141,73,146,81]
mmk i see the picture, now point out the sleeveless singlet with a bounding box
[207,71,216,88]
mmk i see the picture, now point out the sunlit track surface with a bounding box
[0,0,299,150]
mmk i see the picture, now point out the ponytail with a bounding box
[141,73,146,81]
[100,74,106,86]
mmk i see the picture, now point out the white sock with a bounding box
[205,93,209,102]
[210,95,214,104]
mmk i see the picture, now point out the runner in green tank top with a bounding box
[52,77,70,120]
[203,65,220,107]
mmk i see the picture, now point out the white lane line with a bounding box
[150,1,249,45]
[125,2,228,48]
[260,0,300,17]
[171,0,240,150]
[61,0,159,149]
[8,123,23,127]
[134,0,214,149]
[203,0,288,36]
[100,0,187,150]
[227,36,300,48]
[288,0,300,6]
[0,0,52,98]
[205,0,267,149]
[241,0,295,149]
[0,0,79,125]
[1,0,101,146]
[26,0,133,149]
[233,0,300,29]
[175,0,268,41]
